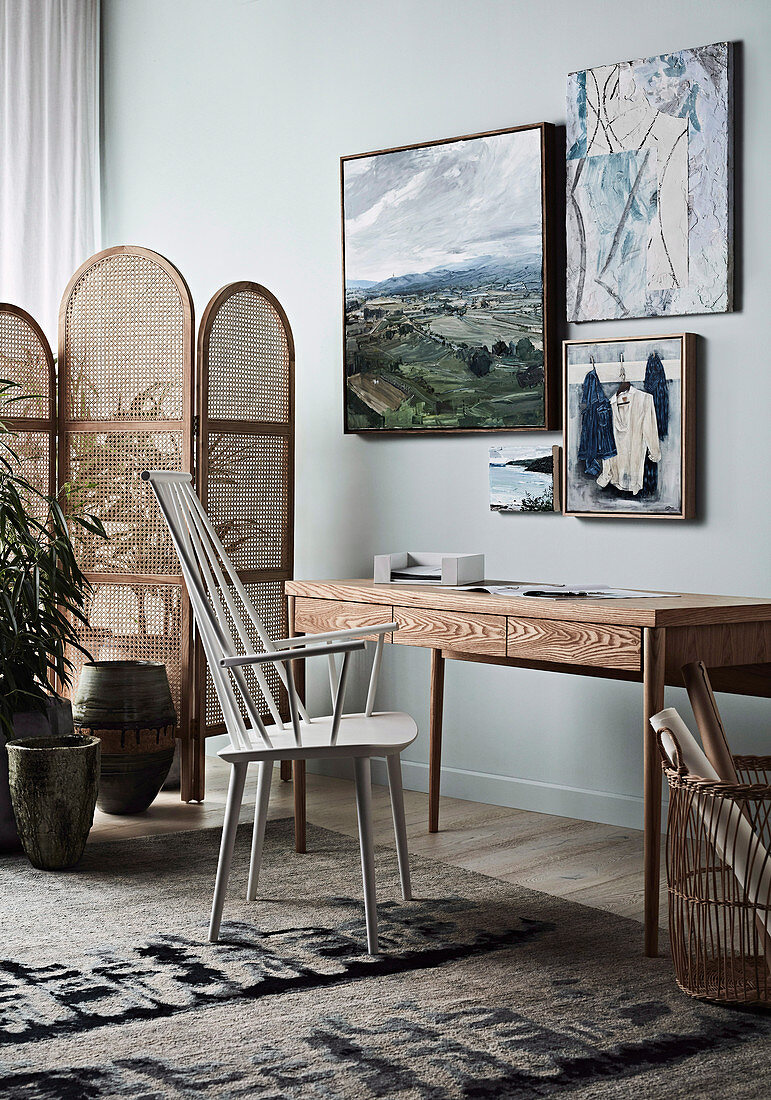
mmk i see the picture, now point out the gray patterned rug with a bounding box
[0,817,769,1099]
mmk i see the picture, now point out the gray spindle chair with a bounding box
[143,470,417,954]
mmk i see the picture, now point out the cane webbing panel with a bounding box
[206,290,290,422]
[59,248,194,777]
[63,253,185,421]
[0,306,55,507]
[64,430,183,574]
[204,579,287,729]
[206,432,290,571]
[2,431,51,518]
[67,582,184,718]
[0,310,51,419]
[198,282,294,738]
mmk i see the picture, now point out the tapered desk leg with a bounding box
[428,649,445,833]
[287,595,307,853]
[280,598,292,780]
[180,733,206,804]
[181,599,205,803]
[180,736,194,804]
[643,627,666,957]
[293,759,307,854]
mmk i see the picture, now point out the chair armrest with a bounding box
[220,639,366,669]
[272,622,399,649]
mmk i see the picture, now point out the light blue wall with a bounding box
[102,0,771,827]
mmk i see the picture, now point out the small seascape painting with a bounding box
[490,444,557,513]
[342,123,555,433]
[563,335,694,519]
[566,42,732,321]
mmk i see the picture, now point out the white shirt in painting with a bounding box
[596,387,660,496]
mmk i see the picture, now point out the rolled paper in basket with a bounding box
[652,707,719,780]
[681,662,738,781]
[652,707,771,946]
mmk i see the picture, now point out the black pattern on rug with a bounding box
[0,904,555,1046]
[0,818,769,1099]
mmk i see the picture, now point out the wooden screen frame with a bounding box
[0,302,57,499]
[57,245,196,796]
[195,281,295,795]
[562,333,696,520]
[341,121,558,434]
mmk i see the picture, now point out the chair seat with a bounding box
[218,710,418,762]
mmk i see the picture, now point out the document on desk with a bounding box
[453,583,678,599]
[390,565,442,581]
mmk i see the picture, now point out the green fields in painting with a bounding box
[345,287,545,430]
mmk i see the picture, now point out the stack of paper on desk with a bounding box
[453,583,677,599]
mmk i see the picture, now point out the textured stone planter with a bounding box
[6,735,100,870]
[0,697,74,853]
[72,661,177,814]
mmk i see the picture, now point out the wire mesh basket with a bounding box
[659,731,771,1004]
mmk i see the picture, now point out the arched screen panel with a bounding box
[0,303,56,514]
[58,247,196,796]
[196,282,295,765]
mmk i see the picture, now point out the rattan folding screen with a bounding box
[58,246,197,797]
[57,261,294,803]
[0,303,56,507]
[195,282,295,798]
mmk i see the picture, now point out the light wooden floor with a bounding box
[90,758,668,929]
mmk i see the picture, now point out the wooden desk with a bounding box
[284,579,771,956]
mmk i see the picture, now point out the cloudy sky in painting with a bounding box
[343,128,542,282]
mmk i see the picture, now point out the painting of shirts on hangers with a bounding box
[563,334,695,518]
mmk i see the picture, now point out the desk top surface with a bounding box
[285,579,771,628]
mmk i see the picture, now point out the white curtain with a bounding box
[0,0,100,345]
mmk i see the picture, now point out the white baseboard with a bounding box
[205,738,659,831]
[308,757,659,831]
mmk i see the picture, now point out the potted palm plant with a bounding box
[0,378,106,853]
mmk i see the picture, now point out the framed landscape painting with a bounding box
[563,334,695,519]
[566,42,732,322]
[341,123,556,433]
[489,444,560,512]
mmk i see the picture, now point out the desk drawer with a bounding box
[292,597,393,641]
[394,606,506,656]
[507,617,641,670]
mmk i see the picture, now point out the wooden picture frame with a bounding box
[489,442,561,513]
[566,43,732,322]
[562,333,695,519]
[341,122,557,434]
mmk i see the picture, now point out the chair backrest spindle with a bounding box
[365,633,385,718]
[183,479,311,725]
[150,476,253,750]
[179,485,282,733]
[144,470,284,750]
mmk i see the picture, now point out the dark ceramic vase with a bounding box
[6,734,100,870]
[72,661,177,815]
[0,697,75,853]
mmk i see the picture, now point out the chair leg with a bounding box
[387,753,412,901]
[353,756,378,955]
[247,759,274,902]
[208,761,248,943]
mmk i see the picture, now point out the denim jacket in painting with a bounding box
[577,366,616,477]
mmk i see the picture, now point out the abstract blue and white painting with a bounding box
[489,444,555,512]
[566,42,732,321]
